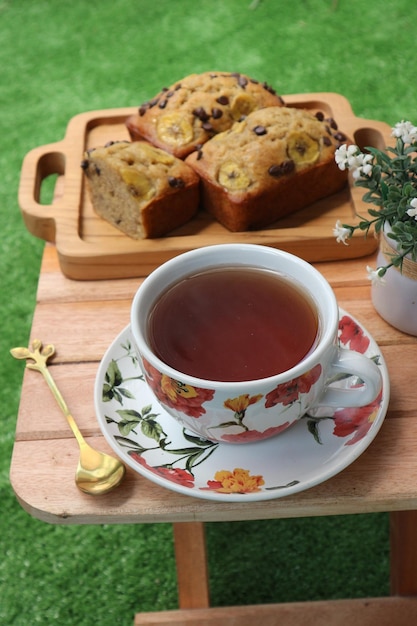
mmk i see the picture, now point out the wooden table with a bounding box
[10,243,417,625]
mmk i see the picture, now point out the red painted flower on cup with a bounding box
[130,452,195,488]
[220,422,291,443]
[338,315,370,353]
[142,358,215,418]
[332,389,383,445]
[264,364,322,408]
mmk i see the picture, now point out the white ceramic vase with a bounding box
[371,228,417,336]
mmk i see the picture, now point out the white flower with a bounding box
[335,144,359,170]
[335,144,373,179]
[351,152,373,179]
[333,220,351,244]
[366,265,386,286]
[359,154,373,175]
[407,197,417,220]
[392,120,417,144]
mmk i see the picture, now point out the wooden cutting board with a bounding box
[18,93,391,280]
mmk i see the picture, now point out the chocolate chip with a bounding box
[282,160,295,174]
[104,140,129,148]
[192,106,209,121]
[168,176,185,188]
[158,99,168,109]
[253,125,267,136]
[268,165,281,177]
[315,111,325,121]
[323,136,332,146]
[216,95,229,106]
[202,121,214,132]
[139,100,157,114]
[94,164,101,176]
[263,82,277,95]
[238,75,248,88]
[80,159,89,171]
[327,117,338,130]
[211,107,223,119]
[334,132,347,141]
[268,160,295,177]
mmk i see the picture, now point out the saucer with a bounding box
[94,310,389,502]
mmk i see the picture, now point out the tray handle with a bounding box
[343,116,392,152]
[18,142,68,243]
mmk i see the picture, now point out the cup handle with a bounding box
[315,349,383,408]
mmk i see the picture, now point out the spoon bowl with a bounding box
[75,446,125,495]
[11,340,126,495]
[75,441,126,495]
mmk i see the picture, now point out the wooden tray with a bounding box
[18,93,391,280]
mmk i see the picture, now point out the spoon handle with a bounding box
[10,339,86,447]
[36,361,87,448]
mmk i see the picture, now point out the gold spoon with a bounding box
[11,339,126,495]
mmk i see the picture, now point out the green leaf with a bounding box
[102,383,114,402]
[116,408,142,420]
[141,419,164,442]
[118,419,141,436]
[182,430,214,446]
[115,437,148,453]
[118,387,135,400]
[185,450,206,473]
[307,419,322,444]
[105,359,123,386]
[159,443,204,455]
[121,340,132,352]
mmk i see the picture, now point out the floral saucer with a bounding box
[94,310,389,503]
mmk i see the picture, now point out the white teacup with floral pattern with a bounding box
[130,244,382,444]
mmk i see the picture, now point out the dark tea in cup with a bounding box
[147,266,319,382]
[131,244,382,444]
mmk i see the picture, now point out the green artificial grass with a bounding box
[2,0,415,623]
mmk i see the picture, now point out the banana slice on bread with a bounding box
[82,141,199,239]
[126,71,284,158]
[185,106,348,231]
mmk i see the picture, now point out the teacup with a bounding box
[130,244,382,444]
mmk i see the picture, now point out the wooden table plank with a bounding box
[28,292,411,367]
[133,597,417,626]
[12,340,415,444]
[9,415,417,524]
